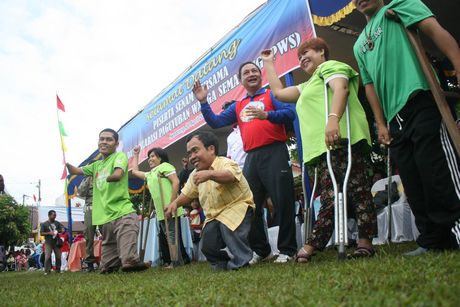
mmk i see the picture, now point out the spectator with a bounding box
[223,100,247,169]
[66,128,150,273]
[132,145,190,267]
[352,0,460,253]
[193,61,297,264]
[261,38,377,261]
[165,131,255,270]
[15,249,28,271]
[189,199,205,261]
[33,241,43,270]
[59,230,70,271]
[178,156,192,192]
[78,175,97,272]
[40,210,65,274]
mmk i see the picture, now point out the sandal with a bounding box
[347,246,375,259]
[295,247,312,263]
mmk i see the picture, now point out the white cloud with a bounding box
[0,0,265,205]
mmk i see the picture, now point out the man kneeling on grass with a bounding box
[165,131,255,270]
[66,128,149,274]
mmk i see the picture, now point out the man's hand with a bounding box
[164,202,178,219]
[193,170,212,185]
[260,49,274,62]
[325,117,341,148]
[193,80,208,103]
[133,145,141,155]
[245,106,268,120]
[377,123,392,145]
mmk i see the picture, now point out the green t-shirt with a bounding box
[82,152,135,225]
[297,60,371,165]
[145,162,183,221]
[353,0,433,121]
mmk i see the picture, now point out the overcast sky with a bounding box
[0,0,265,206]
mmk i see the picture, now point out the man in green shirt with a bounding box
[67,128,149,273]
[353,0,460,254]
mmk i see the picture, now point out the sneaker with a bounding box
[43,272,49,276]
[249,252,275,265]
[403,246,429,256]
[274,254,292,263]
[452,220,460,247]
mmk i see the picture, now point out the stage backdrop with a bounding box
[117,0,316,164]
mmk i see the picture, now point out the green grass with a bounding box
[1,242,459,306]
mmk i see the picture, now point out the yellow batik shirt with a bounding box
[181,156,255,231]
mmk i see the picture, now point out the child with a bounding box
[132,145,190,267]
[66,128,149,273]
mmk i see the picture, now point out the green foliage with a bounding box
[0,242,459,306]
[0,194,31,247]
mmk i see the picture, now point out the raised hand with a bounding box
[260,49,274,62]
[133,145,141,155]
[193,80,208,103]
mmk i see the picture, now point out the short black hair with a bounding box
[238,61,261,80]
[186,131,219,155]
[99,128,119,142]
[48,210,56,216]
[147,147,169,163]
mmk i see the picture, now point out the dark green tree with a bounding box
[0,194,31,247]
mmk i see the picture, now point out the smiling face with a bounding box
[186,136,215,171]
[352,0,384,18]
[147,151,161,168]
[298,48,325,75]
[240,63,262,94]
[98,131,118,157]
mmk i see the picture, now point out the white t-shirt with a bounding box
[227,126,247,170]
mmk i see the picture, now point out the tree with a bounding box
[0,194,31,247]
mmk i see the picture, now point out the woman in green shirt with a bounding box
[261,37,377,262]
[132,146,190,267]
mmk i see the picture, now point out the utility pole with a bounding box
[37,179,41,239]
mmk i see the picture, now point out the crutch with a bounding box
[303,166,317,244]
[141,197,154,262]
[139,181,147,262]
[157,173,179,266]
[385,9,460,158]
[386,123,393,244]
[323,81,352,261]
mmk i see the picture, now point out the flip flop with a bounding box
[347,246,375,259]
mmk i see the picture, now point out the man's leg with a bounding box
[44,243,52,273]
[84,209,96,265]
[100,221,121,271]
[54,245,61,272]
[114,213,145,269]
[391,93,460,250]
[259,143,297,257]
[220,209,253,270]
[244,151,271,258]
[200,219,229,270]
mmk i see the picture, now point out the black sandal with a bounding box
[347,246,375,259]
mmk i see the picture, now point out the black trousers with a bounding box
[158,219,190,265]
[244,141,297,256]
[389,91,460,249]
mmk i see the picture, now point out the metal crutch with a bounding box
[323,81,352,260]
[303,166,317,244]
[386,123,393,244]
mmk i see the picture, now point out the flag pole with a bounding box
[56,94,73,243]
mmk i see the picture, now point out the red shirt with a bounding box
[235,90,287,152]
[59,232,70,253]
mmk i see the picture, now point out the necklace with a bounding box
[365,17,375,51]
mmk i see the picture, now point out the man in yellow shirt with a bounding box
[165,131,255,270]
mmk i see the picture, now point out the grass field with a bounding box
[1,242,459,306]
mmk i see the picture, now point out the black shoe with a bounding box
[100,266,120,274]
[121,262,151,272]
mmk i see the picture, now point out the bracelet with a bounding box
[328,113,340,119]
